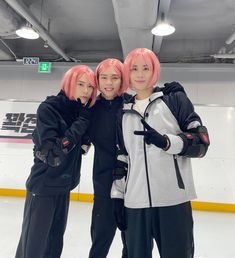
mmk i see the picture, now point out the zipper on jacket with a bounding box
[143,139,152,207]
[173,155,185,189]
[138,100,161,208]
[123,96,161,207]
[124,156,131,193]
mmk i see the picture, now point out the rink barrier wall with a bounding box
[1,188,235,213]
[0,188,93,202]
[1,100,235,211]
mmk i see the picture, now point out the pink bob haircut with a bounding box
[95,58,127,95]
[61,65,97,107]
[124,48,161,89]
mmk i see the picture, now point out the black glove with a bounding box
[35,138,71,167]
[35,145,63,167]
[134,119,170,150]
[81,134,91,155]
[162,81,186,95]
[78,98,92,120]
[113,198,126,231]
[46,147,63,167]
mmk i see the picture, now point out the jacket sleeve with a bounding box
[34,102,89,166]
[36,103,89,148]
[111,109,128,199]
[164,91,207,156]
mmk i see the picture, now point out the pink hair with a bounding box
[61,65,97,107]
[124,48,161,89]
[95,58,127,95]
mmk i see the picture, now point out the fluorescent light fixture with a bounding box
[151,13,175,36]
[16,24,39,39]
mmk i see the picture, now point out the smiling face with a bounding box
[130,55,153,91]
[98,66,121,100]
[73,74,94,104]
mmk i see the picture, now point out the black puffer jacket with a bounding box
[26,91,89,195]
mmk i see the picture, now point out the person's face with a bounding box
[73,74,93,104]
[130,56,153,91]
[98,66,121,100]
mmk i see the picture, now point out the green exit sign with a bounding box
[38,62,51,73]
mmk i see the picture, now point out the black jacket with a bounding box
[26,91,89,195]
[89,94,125,199]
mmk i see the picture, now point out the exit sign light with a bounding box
[38,62,51,73]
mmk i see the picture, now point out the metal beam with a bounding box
[112,0,158,58]
[4,0,71,61]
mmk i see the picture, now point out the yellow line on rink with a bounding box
[70,192,94,202]
[0,188,26,197]
[0,188,94,202]
[191,201,235,213]
[1,188,235,213]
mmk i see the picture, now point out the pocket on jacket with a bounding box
[44,158,71,187]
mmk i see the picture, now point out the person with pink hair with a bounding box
[87,58,128,258]
[111,48,210,258]
[15,65,97,258]
[87,57,185,258]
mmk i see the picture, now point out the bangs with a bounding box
[124,48,160,89]
[61,65,97,107]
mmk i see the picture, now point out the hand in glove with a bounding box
[35,138,71,167]
[113,198,126,231]
[35,145,63,167]
[134,119,170,150]
[46,147,63,167]
[81,134,91,155]
[162,81,186,95]
[78,98,92,120]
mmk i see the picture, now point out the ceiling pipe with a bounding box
[212,54,235,59]
[4,0,71,61]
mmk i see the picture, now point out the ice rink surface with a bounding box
[1,197,235,258]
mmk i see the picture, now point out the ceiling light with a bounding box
[16,23,39,40]
[151,23,175,36]
[151,13,175,36]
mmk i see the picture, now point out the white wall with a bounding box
[0,62,235,203]
[1,62,235,105]
[159,63,235,106]
[0,62,97,101]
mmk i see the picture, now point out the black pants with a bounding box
[125,202,194,258]
[15,191,70,258]
[88,198,128,258]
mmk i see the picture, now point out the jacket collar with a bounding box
[123,87,163,110]
[96,93,123,107]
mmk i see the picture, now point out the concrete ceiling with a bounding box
[0,0,235,63]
